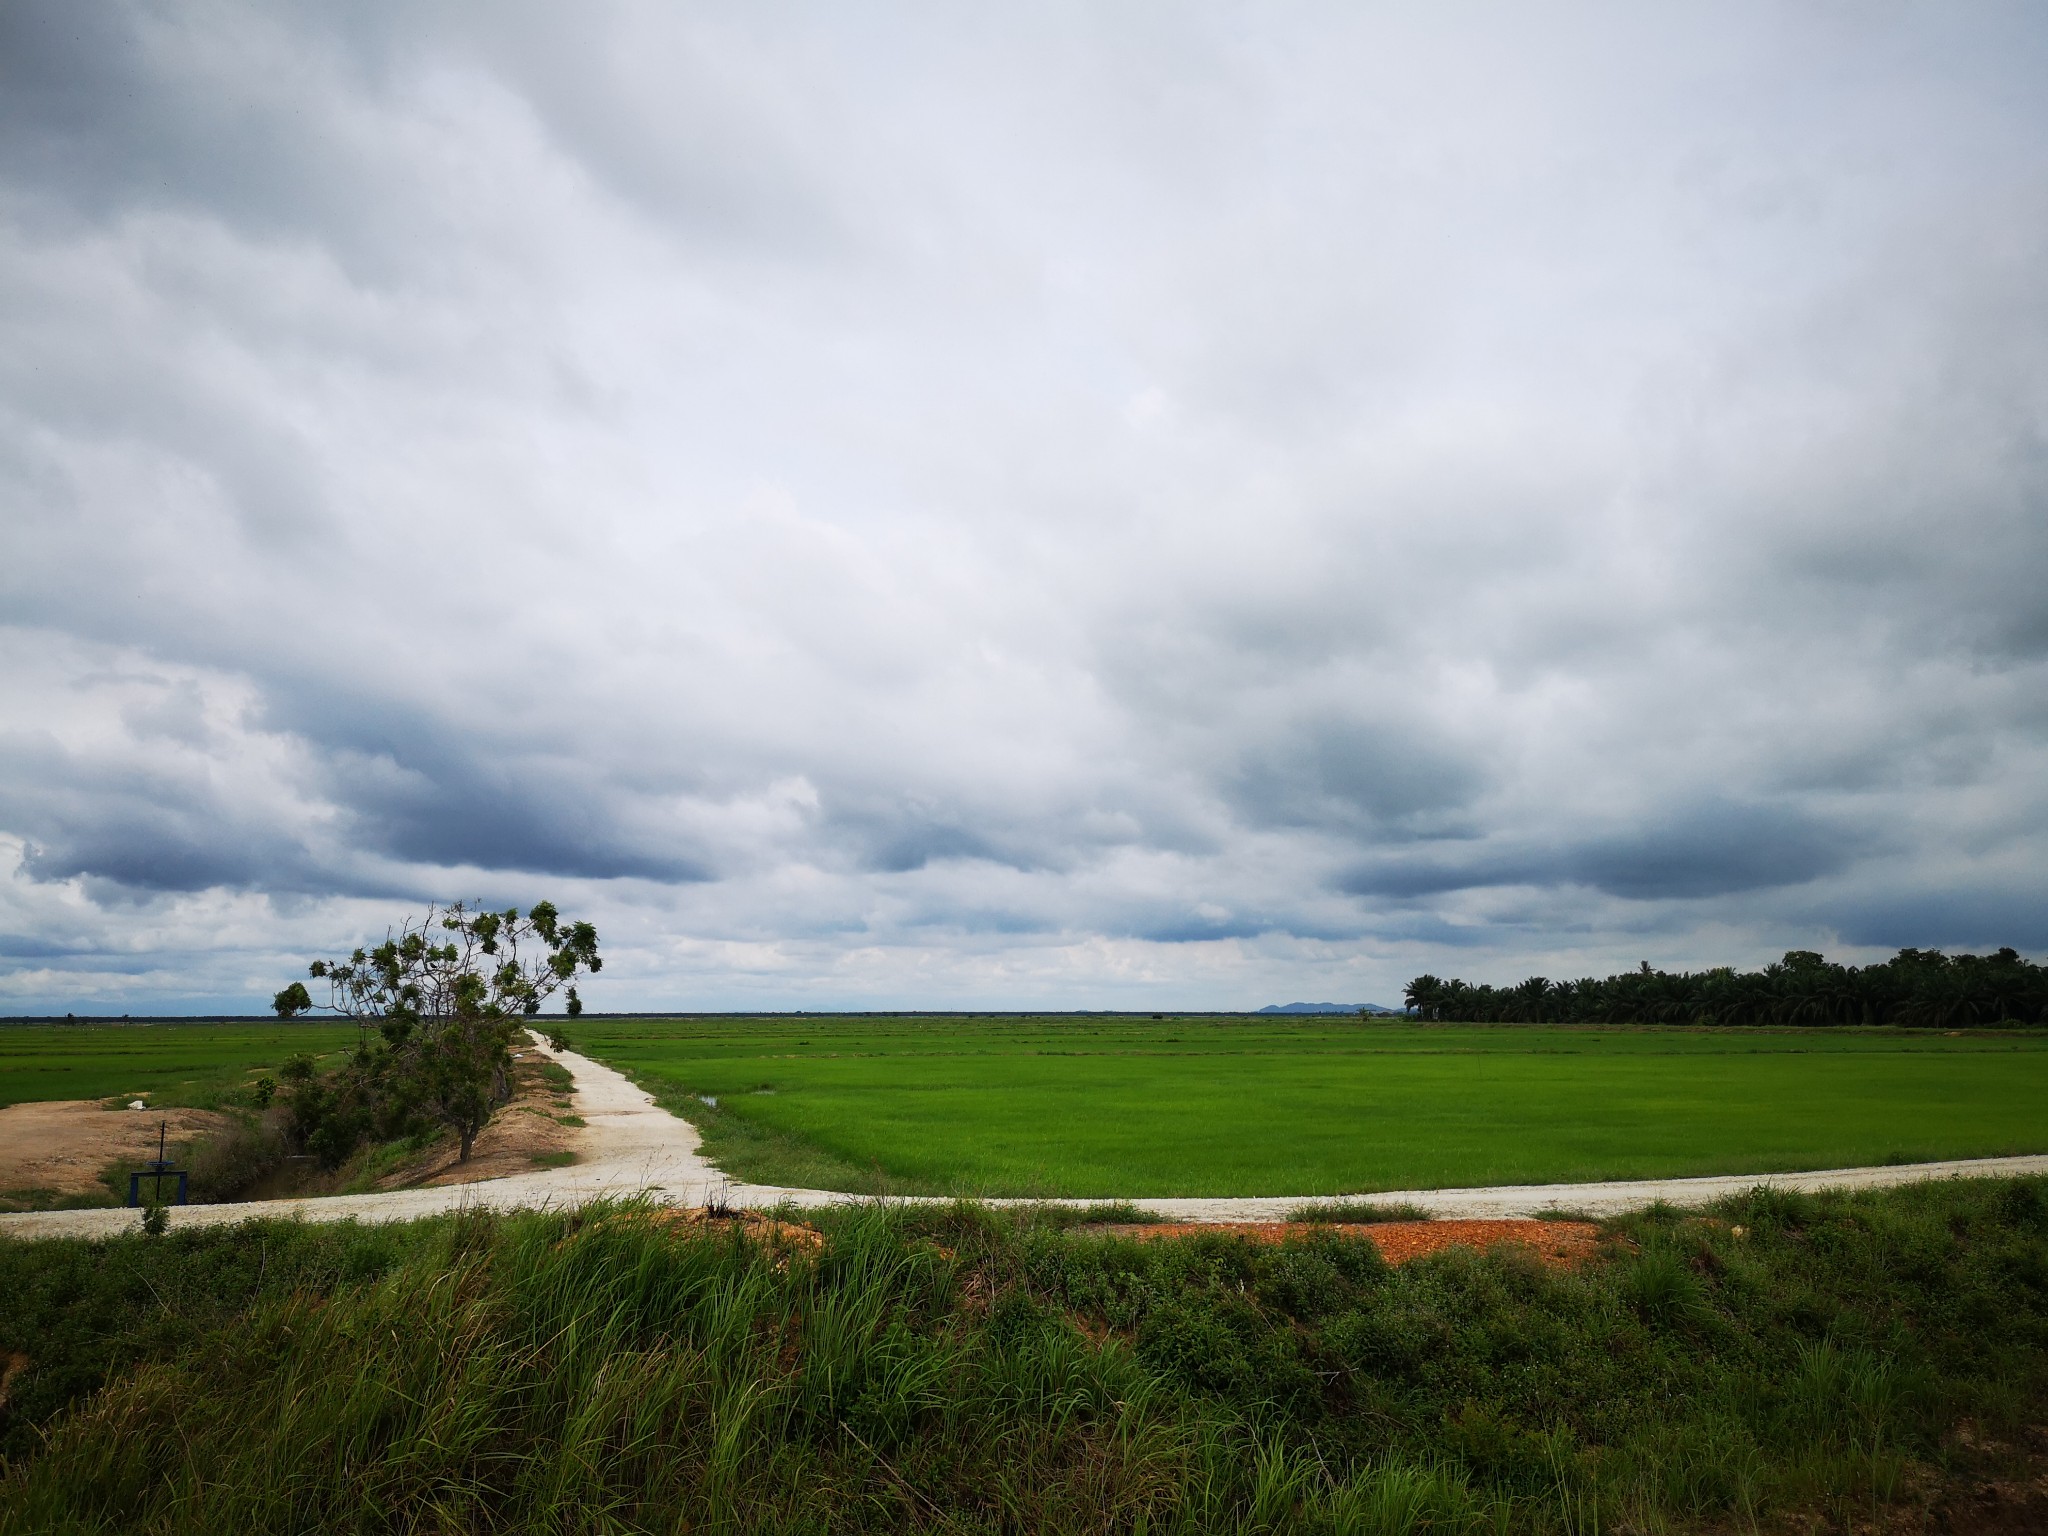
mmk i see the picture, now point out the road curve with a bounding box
[4,1039,2045,1240]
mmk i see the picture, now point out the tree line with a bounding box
[1403,948,2047,1028]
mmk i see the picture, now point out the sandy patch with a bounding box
[0,1101,229,1201]
[372,1053,586,1188]
[1088,1218,1606,1268]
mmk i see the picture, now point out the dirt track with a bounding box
[2,1040,2046,1240]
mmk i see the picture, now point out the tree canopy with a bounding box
[1404,948,2045,1028]
[273,902,601,1164]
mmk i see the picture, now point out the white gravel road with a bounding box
[3,1039,2044,1241]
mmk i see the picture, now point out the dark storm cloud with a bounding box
[1127,905,1380,945]
[1568,802,1866,901]
[0,4,397,257]
[1342,803,1866,902]
[1826,881,2048,955]
[836,817,1022,877]
[254,684,718,883]
[1338,850,1544,902]
[0,935,92,960]
[4,2,2048,1010]
[325,752,716,885]
[0,726,312,894]
[1225,719,1484,835]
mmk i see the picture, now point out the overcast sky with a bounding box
[3,2,2046,1014]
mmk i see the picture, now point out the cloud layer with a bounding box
[4,2,2046,1011]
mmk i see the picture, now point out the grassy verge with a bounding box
[0,1187,119,1214]
[1289,1201,1436,1224]
[4,1178,2046,1532]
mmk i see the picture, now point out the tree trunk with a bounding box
[458,1125,475,1163]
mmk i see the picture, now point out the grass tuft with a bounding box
[1029,1201,1167,1228]
[1290,1200,1435,1224]
[2,1178,2047,1533]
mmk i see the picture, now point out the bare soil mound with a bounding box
[1090,1217,1606,1268]
[0,1102,228,1206]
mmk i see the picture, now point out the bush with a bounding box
[185,1115,288,1204]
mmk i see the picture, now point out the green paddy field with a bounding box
[572,1014,2048,1198]
[6,1014,2045,1200]
[0,1021,361,1110]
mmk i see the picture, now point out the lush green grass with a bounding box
[0,1021,362,1110]
[574,1015,2048,1197]
[4,1179,2046,1533]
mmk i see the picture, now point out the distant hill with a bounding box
[1258,1002,1404,1015]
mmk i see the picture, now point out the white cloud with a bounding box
[2,1,2047,1010]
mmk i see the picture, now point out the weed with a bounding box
[1290,1201,1434,1225]
[533,1058,575,1093]
[184,1114,287,1203]
[1030,1201,1166,1228]
[2,1179,2046,1533]
[1623,1250,1706,1328]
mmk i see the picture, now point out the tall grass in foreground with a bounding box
[4,1179,2047,1533]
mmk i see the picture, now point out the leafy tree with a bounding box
[1405,946,2045,1029]
[274,902,600,1163]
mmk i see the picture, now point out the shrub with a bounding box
[185,1116,288,1203]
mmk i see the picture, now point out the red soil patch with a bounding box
[1090,1218,1605,1268]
